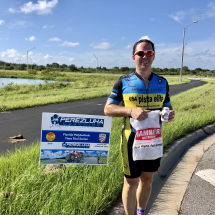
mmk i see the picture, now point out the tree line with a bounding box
[0,60,214,76]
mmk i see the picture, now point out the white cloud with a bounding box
[0,20,5,25]
[36,53,42,55]
[0,37,8,40]
[91,42,111,49]
[28,51,34,56]
[44,54,53,60]
[169,11,185,23]
[139,35,152,42]
[9,0,58,15]
[14,58,22,62]
[207,2,215,17]
[48,37,61,41]
[8,21,33,29]
[125,45,131,49]
[65,27,72,31]
[69,58,75,61]
[8,8,16,13]
[61,41,79,47]
[43,25,54,29]
[25,36,36,41]
[1,49,20,58]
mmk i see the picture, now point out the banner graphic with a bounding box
[40,113,112,165]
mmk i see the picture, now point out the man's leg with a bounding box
[122,176,139,215]
[136,171,156,210]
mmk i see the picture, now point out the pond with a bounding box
[0,78,59,88]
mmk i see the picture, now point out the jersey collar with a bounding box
[134,71,154,81]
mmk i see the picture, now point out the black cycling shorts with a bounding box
[121,131,161,179]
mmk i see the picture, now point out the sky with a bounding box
[0,0,215,70]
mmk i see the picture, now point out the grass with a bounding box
[0,117,123,215]
[0,73,190,112]
[162,81,215,149]
[1,81,215,214]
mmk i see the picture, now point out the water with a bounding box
[0,78,58,88]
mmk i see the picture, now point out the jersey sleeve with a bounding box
[107,78,123,105]
[163,81,171,106]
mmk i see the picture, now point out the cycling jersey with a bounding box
[107,71,171,177]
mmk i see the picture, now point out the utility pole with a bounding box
[27,47,35,72]
[93,54,98,73]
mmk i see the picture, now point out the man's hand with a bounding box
[131,108,150,121]
[167,110,175,122]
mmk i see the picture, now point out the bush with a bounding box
[41,70,51,76]
[28,70,37,75]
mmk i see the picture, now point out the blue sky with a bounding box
[0,0,215,70]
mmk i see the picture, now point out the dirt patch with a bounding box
[9,134,26,143]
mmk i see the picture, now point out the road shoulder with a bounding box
[148,133,215,215]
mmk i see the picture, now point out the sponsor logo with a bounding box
[99,134,106,143]
[138,95,164,104]
[127,81,136,87]
[62,142,90,148]
[155,84,164,88]
[51,114,104,127]
[135,128,161,140]
[46,132,56,141]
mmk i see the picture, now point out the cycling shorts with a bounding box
[121,130,161,178]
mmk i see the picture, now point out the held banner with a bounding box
[40,112,112,165]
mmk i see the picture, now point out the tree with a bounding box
[18,64,26,70]
[51,62,60,68]
[68,64,78,71]
[120,67,130,71]
[61,64,67,68]
[163,68,168,73]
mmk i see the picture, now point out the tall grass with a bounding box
[0,74,189,112]
[162,82,215,148]
[1,82,215,214]
[0,117,123,215]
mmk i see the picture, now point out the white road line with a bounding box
[195,169,215,186]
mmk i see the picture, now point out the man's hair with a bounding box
[132,39,155,55]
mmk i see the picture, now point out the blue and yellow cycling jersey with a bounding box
[108,71,171,130]
[108,71,171,176]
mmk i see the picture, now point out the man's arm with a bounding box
[104,101,150,121]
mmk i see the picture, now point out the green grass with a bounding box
[0,73,190,112]
[162,81,215,149]
[1,82,215,214]
[0,118,123,215]
[99,157,107,164]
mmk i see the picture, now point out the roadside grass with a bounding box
[1,82,215,214]
[99,157,107,164]
[0,73,189,112]
[0,118,123,215]
[162,81,215,148]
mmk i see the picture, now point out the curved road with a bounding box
[0,80,206,155]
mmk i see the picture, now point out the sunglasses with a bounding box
[134,50,154,57]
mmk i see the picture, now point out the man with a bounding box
[104,38,175,215]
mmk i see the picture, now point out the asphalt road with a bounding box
[0,79,206,155]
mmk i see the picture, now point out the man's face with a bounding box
[132,42,155,71]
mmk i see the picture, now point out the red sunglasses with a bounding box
[134,50,154,57]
